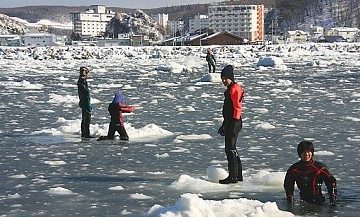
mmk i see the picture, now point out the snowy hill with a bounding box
[105,9,163,41]
[0,14,29,34]
[274,0,359,31]
[298,0,358,30]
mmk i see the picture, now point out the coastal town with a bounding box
[0,2,359,47]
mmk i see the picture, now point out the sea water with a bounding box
[0,45,359,216]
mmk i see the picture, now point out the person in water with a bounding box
[284,141,337,206]
[97,93,135,141]
[218,65,245,184]
[205,48,216,73]
[77,66,94,138]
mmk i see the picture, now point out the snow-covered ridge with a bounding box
[106,9,163,41]
[0,14,29,34]
[1,13,72,35]
[0,43,359,61]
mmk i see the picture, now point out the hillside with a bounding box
[105,10,164,41]
[0,0,358,36]
[274,0,359,30]
[0,13,28,34]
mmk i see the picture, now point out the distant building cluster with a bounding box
[151,13,168,29]
[0,34,66,47]
[0,3,359,47]
[65,4,266,46]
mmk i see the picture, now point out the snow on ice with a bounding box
[0,42,359,216]
[145,193,293,217]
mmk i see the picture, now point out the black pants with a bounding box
[81,109,92,137]
[81,108,91,125]
[224,118,242,164]
[208,61,215,73]
[107,123,129,141]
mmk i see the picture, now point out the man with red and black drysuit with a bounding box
[218,65,244,184]
[284,141,337,206]
[97,93,135,141]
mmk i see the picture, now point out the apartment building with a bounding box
[71,5,115,38]
[208,4,264,42]
[189,14,209,33]
[151,13,169,28]
[168,20,184,37]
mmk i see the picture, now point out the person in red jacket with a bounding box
[284,141,337,206]
[97,93,135,141]
[218,65,244,184]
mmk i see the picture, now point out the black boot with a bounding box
[97,136,109,141]
[237,157,243,181]
[83,124,94,138]
[120,137,129,141]
[219,163,238,184]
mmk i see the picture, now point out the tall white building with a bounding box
[71,5,115,38]
[189,14,209,33]
[151,13,169,28]
[168,20,184,37]
[208,4,264,42]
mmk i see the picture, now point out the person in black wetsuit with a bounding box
[284,141,337,206]
[97,93,135,141]
[218,65,245,184]
[205,48,216,73]
[77,66,94,138]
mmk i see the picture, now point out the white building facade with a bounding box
[330,27,359,42]
[189,14,209,33]
[71,5,115,38]
[151,13,169,28]
[0,35,20,46]
[287,30,309,43]
[21,33,56,46]
[309,26,324,36]
[168,20,185,37]
[208,4,264,42]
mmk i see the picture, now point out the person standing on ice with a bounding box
[97,93,135,141]
[205,48,216,73]
[284,141,337,206]
[218,65,244,184]
[77,66,94,138]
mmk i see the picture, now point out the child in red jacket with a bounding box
[98,93,135,141]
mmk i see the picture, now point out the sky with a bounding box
[0,0,224,9]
